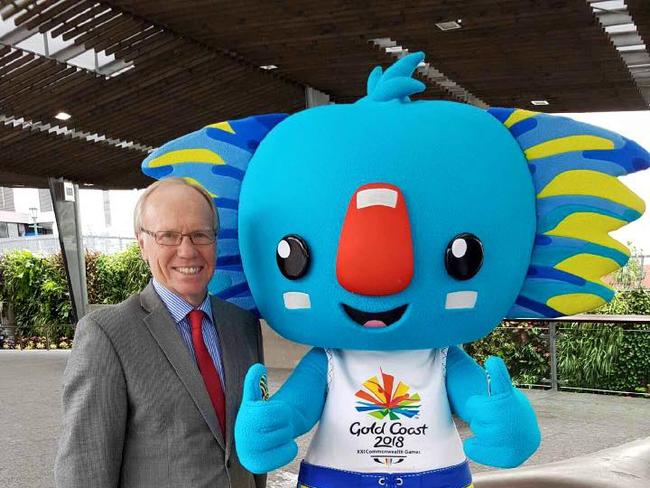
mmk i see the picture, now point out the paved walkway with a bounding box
[1,350,649,488]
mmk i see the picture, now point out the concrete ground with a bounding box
[1,350,649,488]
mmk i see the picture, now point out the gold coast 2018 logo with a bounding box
[352,370,426,466]
[355,370,421,420]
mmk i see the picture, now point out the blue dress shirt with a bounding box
[152,279,225,384]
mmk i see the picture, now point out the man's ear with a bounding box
[136,232,148,263]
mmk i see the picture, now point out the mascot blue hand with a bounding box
[463,357,541,468]
[234,363,298,474]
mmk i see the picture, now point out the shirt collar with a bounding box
[152,279,213,324]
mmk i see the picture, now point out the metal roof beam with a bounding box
[598,11,635,27]
[0,113,153,153]
[590,0,650,106]
[0,21,34,44]
[610,31,645,47]
[0,10,134,77]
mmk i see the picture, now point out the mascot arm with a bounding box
[446,345,489,422]
[273,347,329,435]
[446,345,541,469]
[235,347,328,473]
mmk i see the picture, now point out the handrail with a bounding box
[495,314,650,393]
[505,314,650,325]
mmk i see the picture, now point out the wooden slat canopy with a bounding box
[0,0,648,189]
[0,119,149,188]
[628,1,650,57]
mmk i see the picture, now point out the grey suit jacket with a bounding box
[55,283,265,488]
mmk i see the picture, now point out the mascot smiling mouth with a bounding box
[342,304,408,328]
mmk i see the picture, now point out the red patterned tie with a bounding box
[188,309,226,435]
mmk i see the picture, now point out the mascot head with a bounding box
[143,53,649,351]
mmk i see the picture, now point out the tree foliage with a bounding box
[0,244,150,341]
[0,250,72,337]
[1,244,648,394]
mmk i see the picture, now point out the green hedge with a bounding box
[465,323,550,386]
[1,245,648,394]
[0,250,72,338]
[557,290,650,394]
[466,289,650,394]
[0,244,150,341]
[86,244,151,304]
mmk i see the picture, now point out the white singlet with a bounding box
[304,348,466,473]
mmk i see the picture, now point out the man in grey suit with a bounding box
[55,178,265,488]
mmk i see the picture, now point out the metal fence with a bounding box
[499,315,650,398]
[0,310,650,398]
[0,235,136,255]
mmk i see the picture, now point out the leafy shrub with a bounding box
[85,250,103,305]
[466,287,650,394]
[1,242,648,393]
[0,250,43,335]
[0,250,71,337]
[0,244,150,343]
[91,244,151,304]
[465,323,550,386]
[38,253,73,333]
[557,289,650,394]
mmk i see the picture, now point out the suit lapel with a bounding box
[140,284,225,450]
[211,297,245,460]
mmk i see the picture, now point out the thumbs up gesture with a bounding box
[234,364,298,474]
[463,357,541,468]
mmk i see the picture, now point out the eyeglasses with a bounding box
[140,228,216,246]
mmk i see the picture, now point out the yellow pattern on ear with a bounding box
[538,170,646,213]
[525,135,614,160]
[504,109,538,128]
[147,148,225,167]
[545,212,630,256]
[206,121,236,133]
[554,254,619,284]
[488,108,650,318]
[182,177,217,198]
[547,293,607,316]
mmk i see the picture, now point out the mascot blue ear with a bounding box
[141,113,287,314]
[488,108,650,318]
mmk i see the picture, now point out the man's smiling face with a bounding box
[138,182,217,306]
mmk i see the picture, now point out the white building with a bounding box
[0,187,55,237]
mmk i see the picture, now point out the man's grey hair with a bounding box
[133,178,219,235]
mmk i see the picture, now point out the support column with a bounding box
[548,321,558,391]
[49,177,88,322]
[305,86,331,108]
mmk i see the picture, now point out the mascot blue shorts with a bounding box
[142,53,649,488]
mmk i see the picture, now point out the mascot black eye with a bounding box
[445,233,483,280]
[276,235,310,280]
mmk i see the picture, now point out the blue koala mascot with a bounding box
[142,53,649,488]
